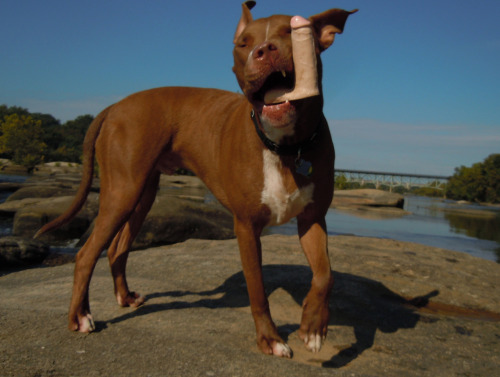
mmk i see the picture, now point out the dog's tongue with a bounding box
[264,15,320,104]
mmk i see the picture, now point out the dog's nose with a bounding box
[252,41,278,61]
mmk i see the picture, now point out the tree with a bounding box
[482,154,500,203]
[446,154,500,203]
[59,115,93,162]
[0,105,94,163]
[0,114,47,172]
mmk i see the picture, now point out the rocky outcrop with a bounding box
[6,185,79,202]
[13,193,100,242]
[0,236,49,267]
[1,235,499,376]
[332,189,409,219]
[76,194,235,250]
[0,173,235,251]
[332,189,405,208]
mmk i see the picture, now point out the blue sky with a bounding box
[1,0,499,176]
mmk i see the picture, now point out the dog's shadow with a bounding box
[100,264,437,368]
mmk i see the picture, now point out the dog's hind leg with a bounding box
[107,171,161,308]
[68,175,154,333]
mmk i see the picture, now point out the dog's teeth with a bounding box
[281,70,286,77]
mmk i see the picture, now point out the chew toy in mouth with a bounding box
[264,15,320,105]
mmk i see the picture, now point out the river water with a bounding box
[1,174,499,263]
[269,195,500,263]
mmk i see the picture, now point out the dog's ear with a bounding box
[310,9,358,51]
[233,1,256,44]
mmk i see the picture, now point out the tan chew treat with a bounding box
[264,16,320,104]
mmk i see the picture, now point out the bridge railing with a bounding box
[335,169,450,191]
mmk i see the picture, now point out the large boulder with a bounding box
[12,193,100,243]
[5,185,78,202]
[77,194,235,249]
[7,174,234,248]
[332,189,405,208]
[135,194,234,248]
[331,189,408,219]
[0,236,49,268]
[0,198,44,216]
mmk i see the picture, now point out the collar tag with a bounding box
[295,158,313,176]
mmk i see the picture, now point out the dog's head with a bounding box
[232,1,356,132]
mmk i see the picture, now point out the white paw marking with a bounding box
[304,333,322,353]
[116,292,144,307]
[80,314,95,333]
[273,342,292,358]
[116,293,125,306]
[261,150,314,226]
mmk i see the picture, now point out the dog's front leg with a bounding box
[297,215,334,353]
[234,219,292,358]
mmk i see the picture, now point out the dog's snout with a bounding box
[252,41,278,60]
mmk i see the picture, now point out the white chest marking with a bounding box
[261,150,314,226]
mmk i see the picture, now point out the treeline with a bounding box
[334,154,500,204]
[0,105,93,171]
[446,154,500,204]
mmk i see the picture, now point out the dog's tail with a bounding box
[34,106,111,239]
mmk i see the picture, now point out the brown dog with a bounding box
[35,1,356,357]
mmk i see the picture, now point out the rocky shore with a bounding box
[1,235,499,376]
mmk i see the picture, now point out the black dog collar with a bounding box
[250,109,320,156]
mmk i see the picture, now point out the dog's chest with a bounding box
[260,150,314,226]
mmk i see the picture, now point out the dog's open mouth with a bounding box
[250,70,298,125]
[253,70,295,106]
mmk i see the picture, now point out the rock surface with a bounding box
[0,236,49,267]
[0,174,234,248]
[331,189,409,219]
[332,189,405,208]
[13,194,100,242]
[1,235,499,376]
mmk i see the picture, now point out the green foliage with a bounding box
[334,174,348,189]
[392,185,407,194]
[0,105,94,164]
[44,114,93,162]
[334,174,362,190]
[0,114,47,172]
[446,154,500,203]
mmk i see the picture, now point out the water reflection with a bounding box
[444,211,500,261]
[445,212,500,243]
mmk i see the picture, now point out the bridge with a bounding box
[335,169,450,191]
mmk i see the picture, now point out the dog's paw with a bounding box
[69,313,95,333]
[272,342,293,358]
[299,298,329,352]
[301,332,324,353]
[257,337,293,358]
[116,291,145,308]
[79,313,96,333]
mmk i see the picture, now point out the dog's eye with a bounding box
[237,35,253,49]
[279,26,292,37]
